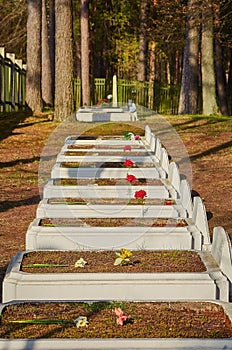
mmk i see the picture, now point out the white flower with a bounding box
[128,132,135,140]
[75,257,87,268]
[74,316,89,328]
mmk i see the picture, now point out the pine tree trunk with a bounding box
[215,39,229,115]
[214,5,229,116]
[201,0,218,115]
[228,51,232,115]
[81,0,90,106]
[42,0,53,106]
[26,0,43,113]
[148,41,156,109]
[149,42,156,82]
[137,0,148,81]
[178,0,199,114]
[49,0,55,104]
[54,0,74,121]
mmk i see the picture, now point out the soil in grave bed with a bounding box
[40,218,187,227]
[60,161,156,168]
[47,198,176,205]
[53,178,163,186]
[67,135,130,141]
[20,250,206,273]
[67,135,137,140]
[1,301,232,339]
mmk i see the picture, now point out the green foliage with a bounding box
[88,0,141,78]
[82,302,112,312]
[72,0,81,41]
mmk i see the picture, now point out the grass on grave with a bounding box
[81,122,145,136]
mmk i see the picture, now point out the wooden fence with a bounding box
[74,78,180,114]
[0,48,26,112]
[0,48,179,114]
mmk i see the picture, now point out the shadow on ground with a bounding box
[0,194,40,213]
[0,111,53,143]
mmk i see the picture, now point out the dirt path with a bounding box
[0,113,231,302]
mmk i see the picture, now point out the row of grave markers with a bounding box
[1,123,232,349]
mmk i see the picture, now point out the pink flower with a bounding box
[134,135,140,140]
[112,308,128,326]
[123,159,134,168]
[126,174,137,183]
[123,145,132,152]
[134,190,147,200]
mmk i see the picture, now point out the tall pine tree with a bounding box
[178,0,200,114]
[26,0,43,112]
[54,0,74,120]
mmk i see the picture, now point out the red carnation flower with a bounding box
[123,145,132,152]
[126,174,137,183]
[123,159,134,168]
[134,190,147,200]
[134,135,140,140]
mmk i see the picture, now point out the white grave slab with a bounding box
[168,162,181,194]
[160,148,169,176]
[36,199,184,219]
[192,196,211,248]
[180,179,193,217]
[212,226,232,298]
[64,137,144,146]
[43,179,171,199]
[75,107,137,122]
[154,138,162,160]
[55,154,159,164]
[145,124,152,143]
[26,217,204,251]
[150,133,156,153]
[50,163,164,179]
[3,250,228,303]
[60,145,149,153]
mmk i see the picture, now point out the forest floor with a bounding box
[0,111,231,302]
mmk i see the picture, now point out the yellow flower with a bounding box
[114,248,133,265]
[120,248,132,260]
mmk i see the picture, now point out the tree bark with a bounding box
[214,4,229,116]
[54,0,74,121]
[41,0,53,106]
[178,0,200,114]
[49,0,55,105]
[215,38,229,115]
[81,0,90,106]
[137,0,149,81]
[228,51,232,115]
[201,0,218,115]
[26,0,43,113]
